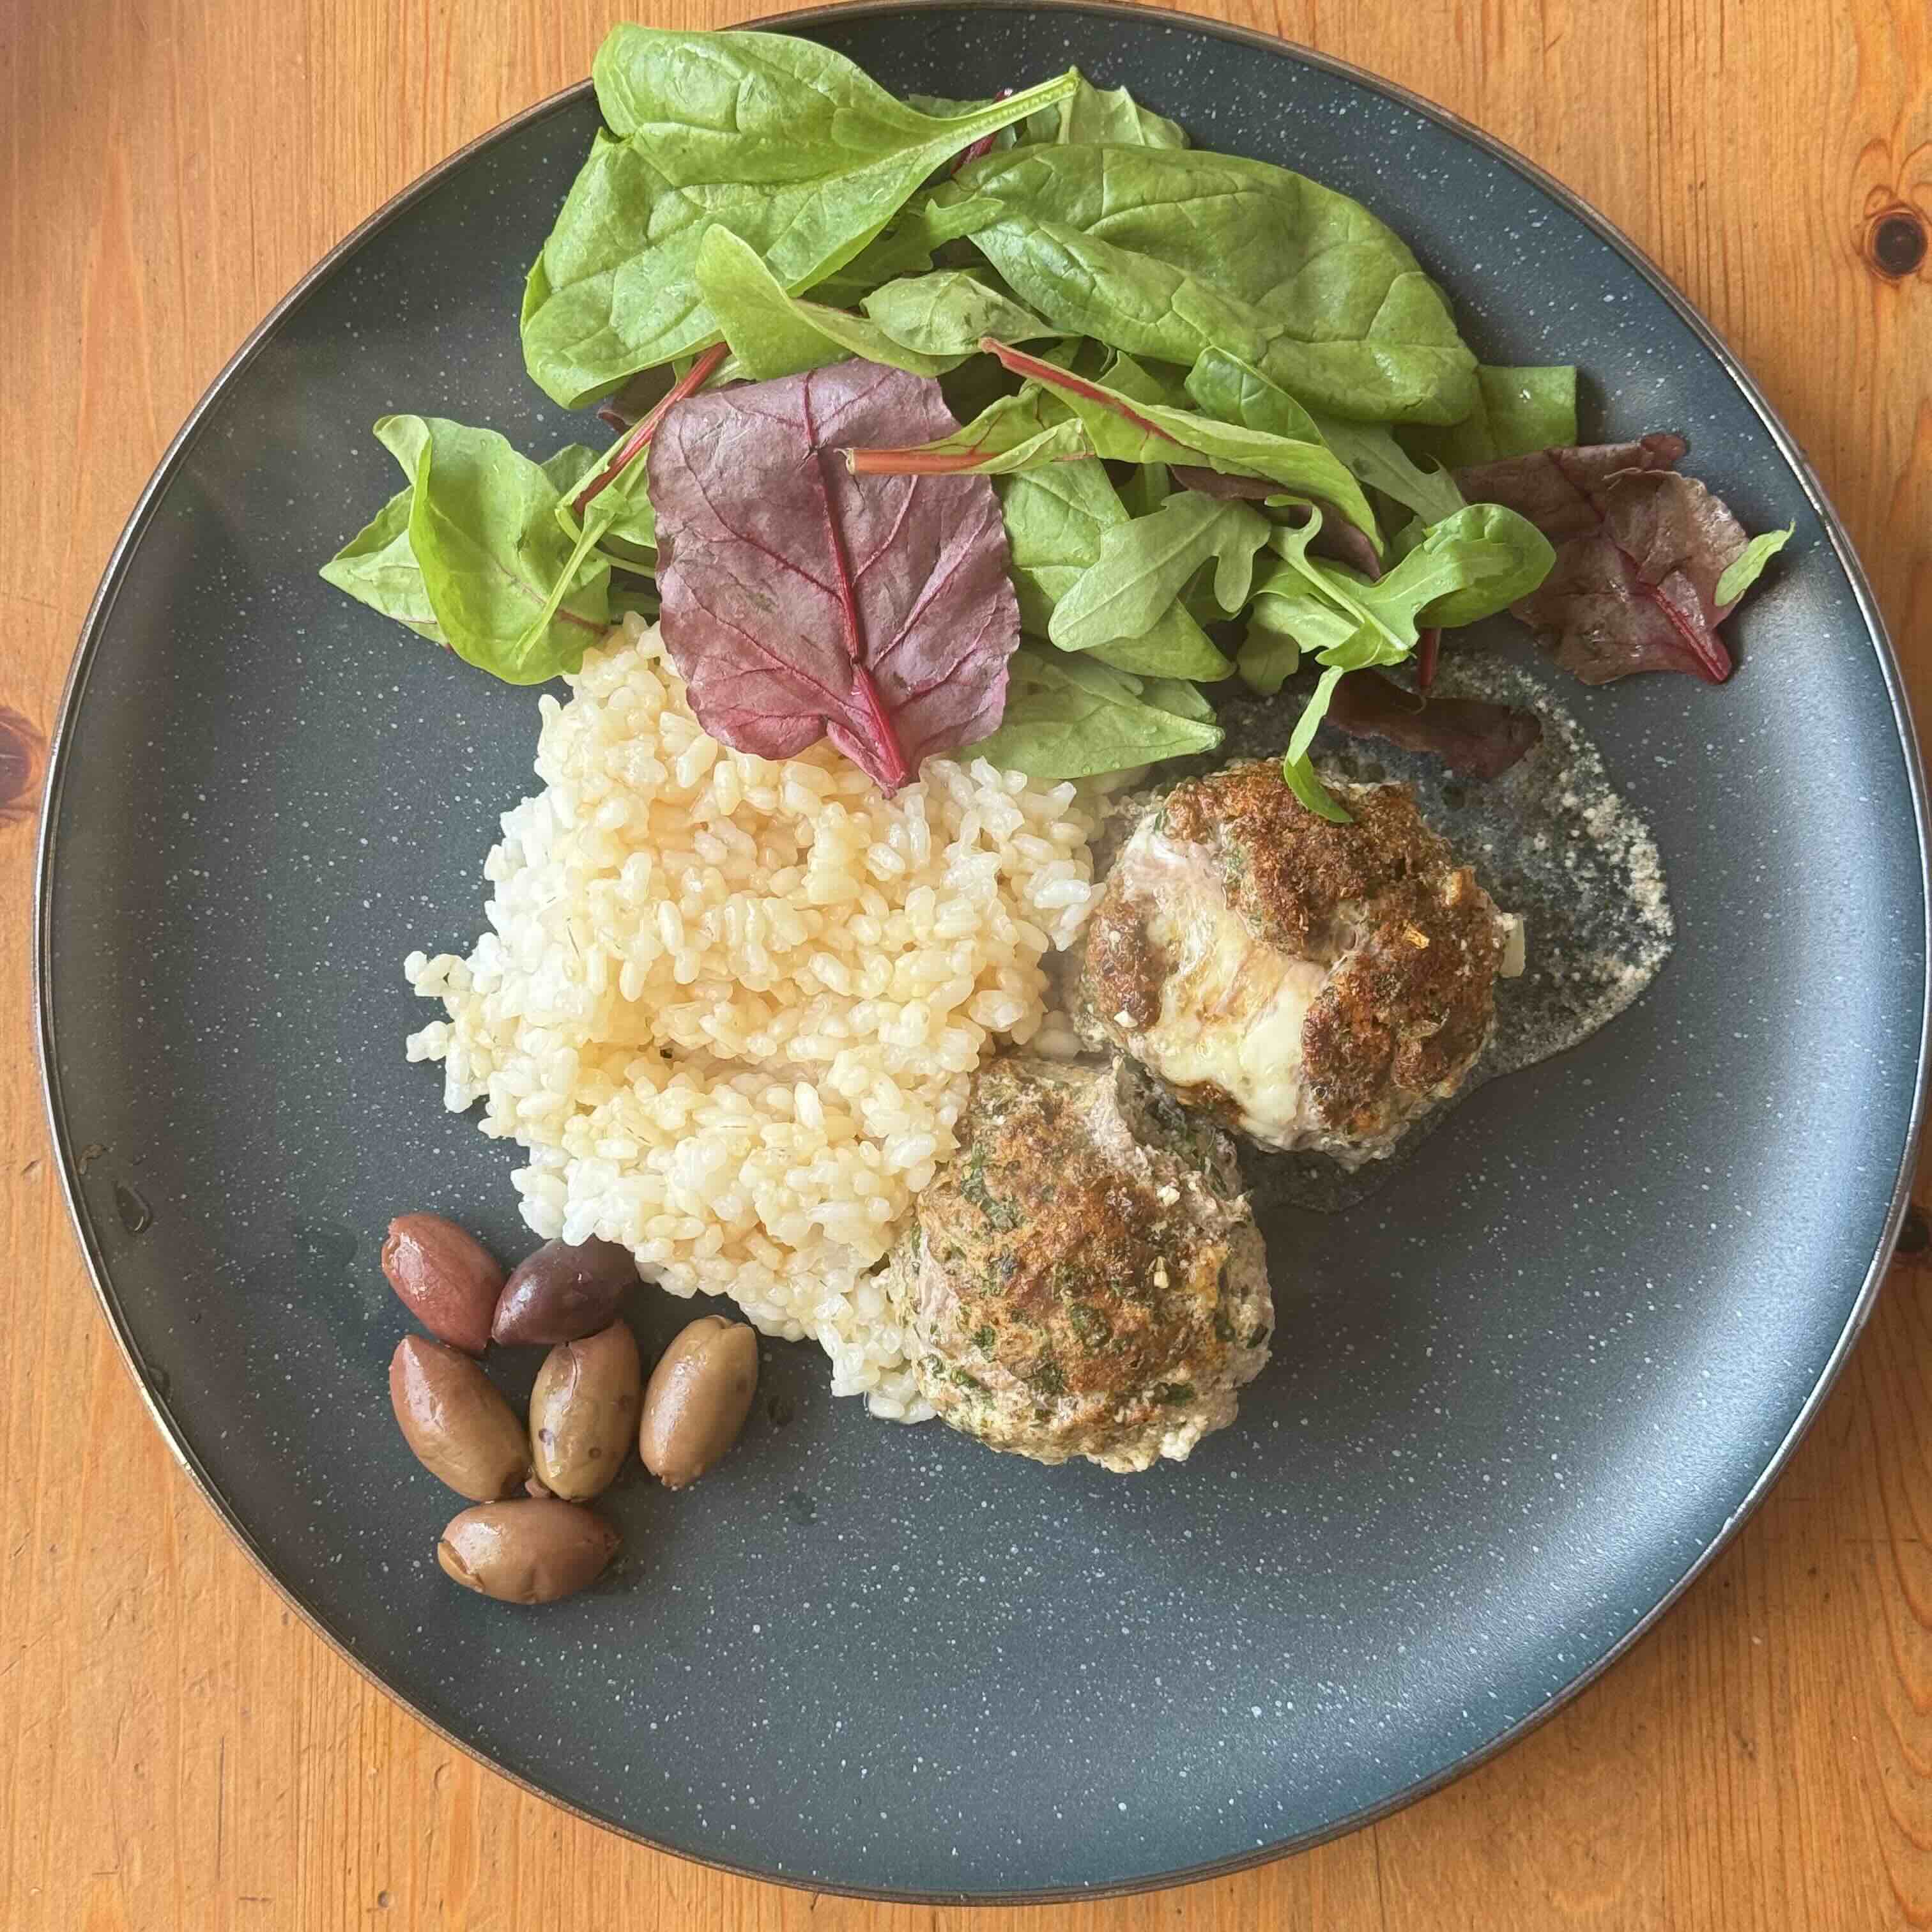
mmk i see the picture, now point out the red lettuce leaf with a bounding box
[648,362,1019,792]
[1328,670,1542,778]
[1453,435,1688,542]
[1513,468,1748,684]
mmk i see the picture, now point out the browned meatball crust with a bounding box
[1081,762,1516,1162]
[884,1056,1271,1471]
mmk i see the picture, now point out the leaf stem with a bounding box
[981,337,1173,443]
[571,342,730,517]
[813,449,911,791]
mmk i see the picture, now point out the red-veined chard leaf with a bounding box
[647,362,1020,792]
[1326,669,1542,779]
[1514,469,1775,684]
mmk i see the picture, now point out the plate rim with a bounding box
[33,0,1932,1903]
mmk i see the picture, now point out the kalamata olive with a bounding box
[435,1498,618,1603]
[388,1336,532,1501]
[492,1237,638,1346]
[381,1214,503,1355]
[530,1321,643,1500]
[639,1316,759,1489]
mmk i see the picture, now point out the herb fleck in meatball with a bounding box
[1081,761,1521,1165]
[882,1056,1272,1472]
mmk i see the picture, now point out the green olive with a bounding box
[639,1316,759,1490]
[435,1498,618,1604]
[388,1336,531,1501]
[530,1321,643,1500]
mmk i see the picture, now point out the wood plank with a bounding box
[3,0,1929,1926]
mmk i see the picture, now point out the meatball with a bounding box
[882,1055,1271,1472]
[1080,761,1521,1166]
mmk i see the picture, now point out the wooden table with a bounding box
[4,0,1929,1924]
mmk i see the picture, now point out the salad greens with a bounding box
[930,146,1479,423]
[323,22,1793,813]
[523,31,1081,406]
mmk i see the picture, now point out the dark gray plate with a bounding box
[36,0,1928,1903]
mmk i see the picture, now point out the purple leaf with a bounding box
[1514,468,1748,684]
[648,362,1020,792]
[1169,464,1275,502]
[1453,434,1688,542]
[1328,670,1542,779]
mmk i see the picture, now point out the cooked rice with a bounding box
[404,616,1098,1420]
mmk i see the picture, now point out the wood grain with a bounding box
[3,1,1930,1926]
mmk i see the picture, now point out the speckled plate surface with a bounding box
[36,0,1929,1902]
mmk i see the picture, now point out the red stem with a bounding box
[981,337,1175,446]
[1416,627,1441,692]
[952,87,1015,173]
[813,445,910,792]
[571,342,731,517]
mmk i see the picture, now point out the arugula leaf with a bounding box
[984,340,1381,544]
[353,417,611,682]
[961,646,1222,779]
[1240,503,1551,815]
[1048,492,1271,652]
[1409,364,1579,468]
[1378,502,1556,629]
[521,29,1078,404]
[935,146,1476,423]
[1281,666,1353,822]
[997,460,1233,680]
[1715,523,1793,608]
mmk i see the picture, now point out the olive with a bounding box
[389,1336,532,1501]
[639,1316,760,1490]
[381,1214,503,1355]
[435,1498,618,1604]
[492,1237,638,1346]
[530,1321,643,1500]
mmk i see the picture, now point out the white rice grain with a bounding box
[407,618,1099,1420]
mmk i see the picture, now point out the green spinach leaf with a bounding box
[937,146,1476,422]
[961,647,1222,779]
[371,416,610,682]
[319,484,446,643]
[910,72,1186,154]
[521,29,1078,404]
[859,272,1052,356]
[1408,364,1578,468]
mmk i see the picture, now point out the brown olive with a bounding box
[435,1498,618,1604]
[492,1237,638,1346]
[389,1336,532,1501]
[639,1316,760,1489]
[381,1214,504,1355]
[530,1321,643,1500]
